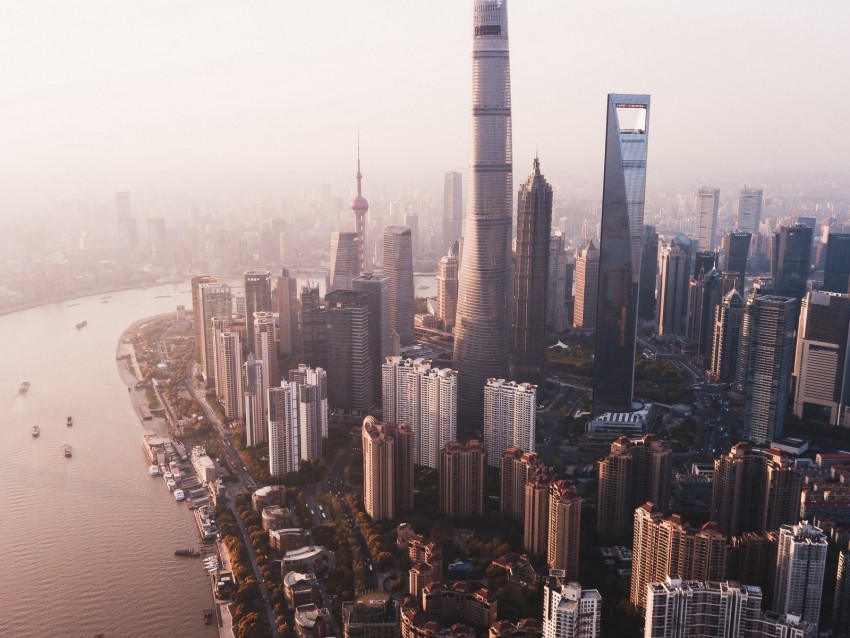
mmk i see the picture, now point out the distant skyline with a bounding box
[2,0,849,214]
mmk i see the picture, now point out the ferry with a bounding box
[174,548,200,557]
[19,381,30,393]
[149,465,160,476]
[67,416,73,427]
[174,489,186,501]
[76,320,87,330]
[32,425,40,437]
[64,445,72,458]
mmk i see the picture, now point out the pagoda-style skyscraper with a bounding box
[454,0,513,432]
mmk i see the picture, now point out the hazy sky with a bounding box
[2,0,849,213]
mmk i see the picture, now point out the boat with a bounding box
[64,445,72,458]
[19,381,30,393]
[76,320,87,330]
[174,489,186,501]
[149,465,160,476]
[32,425,40,437]
[203,609,214,625]
[174,548,200,557]
[67,416,73,427]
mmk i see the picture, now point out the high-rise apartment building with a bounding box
[695,187,720,251]
[329,232,361,293]
[710,288,744,382]
[244,270,272,355]
[275,269,300,356]
[191,275,217,362]
[657,242,689,336]
[736,295,799,442]
[243,355,267,447]
[524,471,554,557]
[353,274,392,403]
[269,383,298,477]
[596,435,672,538]
[443,171,463,252]
[630,504,728,610]
[300,284,327,370]
[773,522,827,627]
[290,364,329,439]
[547,481,582,580]
[738,187,764,235]
[593,94,651,410]
[326,289,374,416]
[483,379,536,468]
[382,357,457,469]
[573,239,599,330]
[772,224,813,301]
[639,226,659,321]
[214,329,243,420]
[834,548,850,635]
[383,226,415,346]
[723,231,751,294]
[254,311,279,390]
[439,440,485,518]
[198,282,232,384]
[362,417,414,522]
[710,443,803,537]
[542,572,602,638]
[794,291,850,425]
[453,0,513,431]
[500,447,546,521]
[295,382,323,462]
[824,232,850,294]
[436,242,459,331]
[511,158,553,387]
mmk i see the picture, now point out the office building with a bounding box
[723,231,751,293]
[244,270,272,355]
[326,289,374,416]
[542,572,602,638]
[657,242,689,336]
[511,157,553,386]
[593,94,651,410]
[773,522,827,627]
[329,232,361,293]
[573,239,599,330]
[834,548,850,635]
[300,285,327,370]
[548,234,572,334]
[453,0,513,431]
[630,504,728,610]
[710,443,803,537]
[439,440,485,518]
[353,273,392,403]
[483,379,536,468]
[794,291,850,425]
[382,357,457,468]
[736,295,799,442]
[214,329,243,420]
[443,171,463,252]
[191,275,217,362]
[342,591,399,638]
[115,190,139,250]
[383,226,415,346]
[639,225,659,321]
[695,186,720,251]
[772,224,813,301]
[362,417,414,521]
[686,267,722,363]
[738,187,763,235]
[290,365,328,439]
[710,288,744,382]
[824,233,850,294]
[436,242,460,331]
[244,355,267,447]
[547,481,582,579]
[351,144,370,272]
[596,435,672,538]
[275,269,300,356]
[198,282,232,384]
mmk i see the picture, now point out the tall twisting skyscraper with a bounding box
[511,157,553,387]
[593,95,651,410]
[454,0,513,430]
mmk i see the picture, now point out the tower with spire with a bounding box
[350,138,370,272]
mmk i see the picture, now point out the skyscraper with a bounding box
[483,379,536,468]
[639,226,659,321]
[269,383,299,476]
[325,289,374,416]
[300,284,327,370]
[547,481,582,579]
[722,231,751,293]
[382,226,414,346]
[542,572,602,638]
[353,274,392,403]
[244,270,272,355]
[275,269,300,356]
[738,187,764,234]
[547,234,570,335]
[294,374,326,463]
[214,329,244,420]
[362,417,414,522]
[835,548,850,635]
[695,186,720,251]
[500,447,546,522]
[254,311,279,390]
[199,282,232,384]
[351,143,370,272]
[573,239,599,330]
[593,94,651,410]
[191,274,216,362]
[772,224,813,301]
[453,0,513,430]
[773,522,827,627]
[511,158,553,386]
[824,232,850,294]
[244,354,267,447]
[436,242,460,331]
[524,472,553,557]
[439,440,485,518]
[710,288,744,382]
[657,242,689,336]
[443,171,463,252]
[736,295,799,442]
[793,290,850,425]
[329,232,361,293]
[289,364,329,439]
